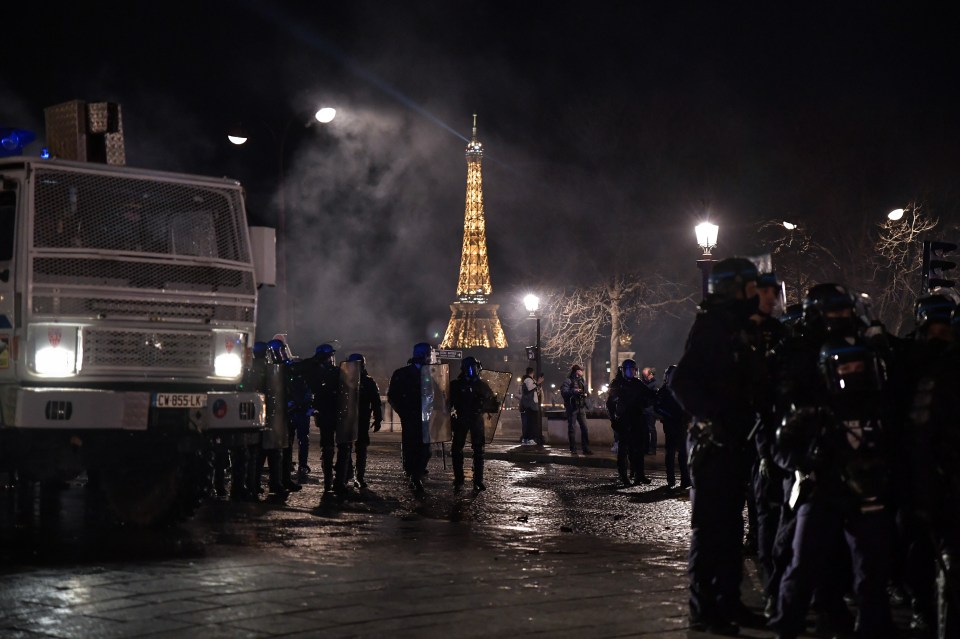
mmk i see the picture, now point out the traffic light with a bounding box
[922,240,958,291]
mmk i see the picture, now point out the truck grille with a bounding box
[31,297,254,323]
[82,329,212,371]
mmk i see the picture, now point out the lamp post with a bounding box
[228,107,336,335]
[523,293,543,445]
[782,220,801,304]
[695,222,719,299]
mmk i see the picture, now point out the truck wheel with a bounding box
[101,449,213,527]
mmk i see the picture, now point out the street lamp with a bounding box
[227,108,337,336]
[523,293,543,445]
[783,220,801,303]
[888,208,905,221]
[695,222,719,299]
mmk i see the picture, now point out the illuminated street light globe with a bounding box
[523,293,540,314]
[888,208,905,221]
[315,107,337,123]
[783,221,797,230]
[695,222,719,255]
[226,124,248,145]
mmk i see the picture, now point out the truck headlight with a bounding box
[213,332,245,378]
[30,326,80,377]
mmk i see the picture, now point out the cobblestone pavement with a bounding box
[0,431,901,638]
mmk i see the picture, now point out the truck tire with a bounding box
[101,448,213,527]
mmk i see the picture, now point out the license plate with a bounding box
[155,393,207,408]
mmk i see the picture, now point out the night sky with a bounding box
[4,2,959,373]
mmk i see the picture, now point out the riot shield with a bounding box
[479,369,512,443]
[420,363,451,443]
[261,361,287,449]
[337,360,361,444]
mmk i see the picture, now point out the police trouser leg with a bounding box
[229,445,248,498]
[334,443,352,492]
[295,415,310,470]
[355,444,367,483]
[471,423,485,485]
[249,444,263,493]
[615,428,630,482]
[213,445,228,494]
[846,511,895,637]
[452,425,467,484]
[630,426,646,479]
[688,436,746,624]
[266,448,283,492]
[282,426,295,482]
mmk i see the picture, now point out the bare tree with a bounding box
[870,204,938,334]
[756,203,940,334]
[755,220,841,305]
[540,272,694,381]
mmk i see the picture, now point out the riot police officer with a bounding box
[749,272,789,610]
[285,354,313,485]
[912,306,960,639]
[448,356,499,492]
[606,359,656,487]
[347,353,382,489]
[770,284,896,639]
[670,256,767,635]
[303,343,341,495]
[388,343,433,495]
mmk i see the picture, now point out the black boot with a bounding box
[355,446,368,488]
[322,445,335,492]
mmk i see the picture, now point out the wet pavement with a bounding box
[0,426,906,638]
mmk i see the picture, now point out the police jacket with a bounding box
[671,297,763,435]
[303,358,340,419]
[285,360,313,415]
[449,376,499,429]
[387,360,423,424]
[606,374,656,430]
[358,372,383,427]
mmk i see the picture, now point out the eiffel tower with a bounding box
[440,115,507,349]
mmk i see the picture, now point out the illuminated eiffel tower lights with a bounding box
[440,115,507,349]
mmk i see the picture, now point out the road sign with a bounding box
[436,349,463,360]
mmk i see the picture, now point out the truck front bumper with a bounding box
[9,388,265,431]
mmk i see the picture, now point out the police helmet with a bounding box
[461,356,482,379]
[266,339,290,364]
[781,303,803,327]
[347,353,366,366]
[915,294,956,328]
[316,343,335,356]
[818,338,883,395]
[412,342,432,361]
[708,257,759,300]
[757,272,781,289]
[621,358,638,379]
[803,283,858,334]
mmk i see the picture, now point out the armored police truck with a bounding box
[0,156,266,525]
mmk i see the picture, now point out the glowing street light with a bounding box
[888,208,905,221]
[695,222,719,299]
[522,292,543,445]
[315,107,337,124]
[783,221,797,230]
[695,222,719,256]
[523,293,540,315]
[226,106,337,336]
